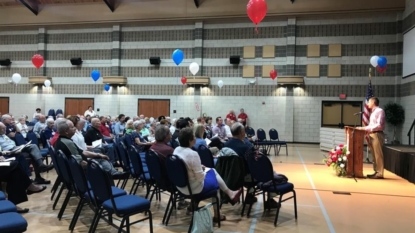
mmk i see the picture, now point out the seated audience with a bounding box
[225,109,237,122]
[42,118,55,140]
[2,114,21,139]
[173,128,242,221]
[98,116,114,142]
[238,108,248,126]
[114,114,126,136]
[0,156,47,213]
[224,118,233,138]
[84,106,96,117]
[16,116,29,138]
[150,125,174,161]
[49,118,67,147]
[131,120,154,152]
[0,122,53,184]
[194,124,219,155]
[32,108,41,120]
[124,119,134,134]
[33,115,47,138]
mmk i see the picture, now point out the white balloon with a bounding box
[189,62,199,76]
[12,73,21,84]
[44,80,51,87]
[370,56,379,67]
[218,80,224,88]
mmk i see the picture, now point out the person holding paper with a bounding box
[193,124,219,156]
[0,156,47,213]
[0,122,53,184]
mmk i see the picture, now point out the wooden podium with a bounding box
[344,126,365,178]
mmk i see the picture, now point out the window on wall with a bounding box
[321,101,362,128]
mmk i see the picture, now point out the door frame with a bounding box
[321,100,363,127]
[137,99,170,116]
[65,98,95,115]
[0,97,10,114]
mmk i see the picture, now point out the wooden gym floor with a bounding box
[16,144,415,233]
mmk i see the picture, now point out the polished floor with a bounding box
[16,144,415,233]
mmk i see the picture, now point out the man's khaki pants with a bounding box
[368,132,385,176]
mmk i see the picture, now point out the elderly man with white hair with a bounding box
[1,114,21,139]
[33,115,47,138]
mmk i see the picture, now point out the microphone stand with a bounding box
[351,114,359,183]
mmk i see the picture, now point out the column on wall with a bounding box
[193,22,203,116]
[37,27,46,110]
[284,18,296,141]
[111,25,121,97]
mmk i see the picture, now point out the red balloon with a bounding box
[181,77,187,85]
[270,69,277,80]
[32,54,44,69]
[376,65,387,74]
[247,0,267,25]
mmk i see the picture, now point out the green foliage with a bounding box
[384,102,405,126]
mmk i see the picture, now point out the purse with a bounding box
[191,203,214,233]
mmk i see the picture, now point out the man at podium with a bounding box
[356,97,385,179]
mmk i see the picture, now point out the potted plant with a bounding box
[383,102,405,144]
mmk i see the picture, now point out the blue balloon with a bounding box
[172,49,184,66]
[377,56,387,68]
[104,84,110,92]
[91,70,100,82]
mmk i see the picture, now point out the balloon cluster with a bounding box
[370,56,388,74]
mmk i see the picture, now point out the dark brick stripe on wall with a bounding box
[0,51,38,61]
[400,81,415,96]
[47,33,112,43]
[296,22,401,37]
[403,11,415,32]
[46,50,111,60]
[295,43,403,57]
[0,83,399,98]
[121,30,194,42]
[0,34,37,45]
[203,26,286,40]
[121,48,193,60]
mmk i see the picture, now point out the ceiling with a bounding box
[0,0,102,7]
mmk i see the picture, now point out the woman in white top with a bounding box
[173,127,242,222]
[84,106,96,117]
[16,116,29,138]
[71,118,93,151]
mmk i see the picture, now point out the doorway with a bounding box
[65,98,94,116]
[0,97,9,115]
[138,99,170,118]
[321,101,362,128]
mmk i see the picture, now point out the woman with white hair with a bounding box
[124,119,134,134]
[16,116,29,138]
[130,120,154,152]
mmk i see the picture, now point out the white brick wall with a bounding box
[404,0,415,18]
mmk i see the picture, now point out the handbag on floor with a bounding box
[191,203,214,233]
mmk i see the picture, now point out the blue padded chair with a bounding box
[246,154,297,226]
[256,128,272,155]
[0,191,5,200]
[128,145,155,198]
[113,140,131,189]
[87,160,153,233]
[0,200,17,214]
[26,131,49,164]
[166,154,221,231]
[47,109,56,120]
[56,109,63,116]
[246,126,255,137]
[55,150,76,220]
[197,145,215,168]
[47,141,63,206]
[14,133,26,146]
[66,155,127,231]
[269,129,288,156]
[0,212,28,233]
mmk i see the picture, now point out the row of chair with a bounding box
[246,127,288,156]
[0,191,28,233]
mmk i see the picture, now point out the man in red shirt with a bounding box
[225,110,237,122]
[237,108,248,126]
[99,116,114,142]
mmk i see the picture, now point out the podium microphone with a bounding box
[353,112,363,115]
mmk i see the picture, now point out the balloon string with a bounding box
[255,26,259,34]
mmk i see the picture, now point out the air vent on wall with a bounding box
[102,76,127,85]
[28,76,51,84]
[185,76,210,85]
[276,76,304,86]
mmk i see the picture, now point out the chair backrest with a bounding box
[165,155,192,195]
[269,128,279,141]
[123,135,133,149]
[246,127,255,137]
[39,131,48,148]
[256,128,267,141]
[56,150,73,185]
[47,140,61,174]
[86,160,113,203]
[67,155,89,196]
[56,109,63,115]
[170,138,179,149]
[26,131,39,146]
[48,109,56,119]
[114,138,131,172]
[128,145,145,177]
[197,145,215,168]
[14,133,26,146]
[145,150,171,190]
[246,154,274,183]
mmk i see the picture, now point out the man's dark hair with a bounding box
[216,116,222,123]
[99,116,105,121]
[36,108,41,111]
[370,97,379,106]
[178,127,194,147]
[176,119,189,129]
[184,117,193,124]
[118,114,125,120]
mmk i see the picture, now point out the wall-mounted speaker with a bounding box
[149,57,161,65]
[229,55,240,65]
[70,58,83,66]
[0,59,11,66]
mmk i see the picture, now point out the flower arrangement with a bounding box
[323,144,350,177]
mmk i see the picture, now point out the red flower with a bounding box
[339,144,344,148]
[336,150,342,155]
[331,156,337,162]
